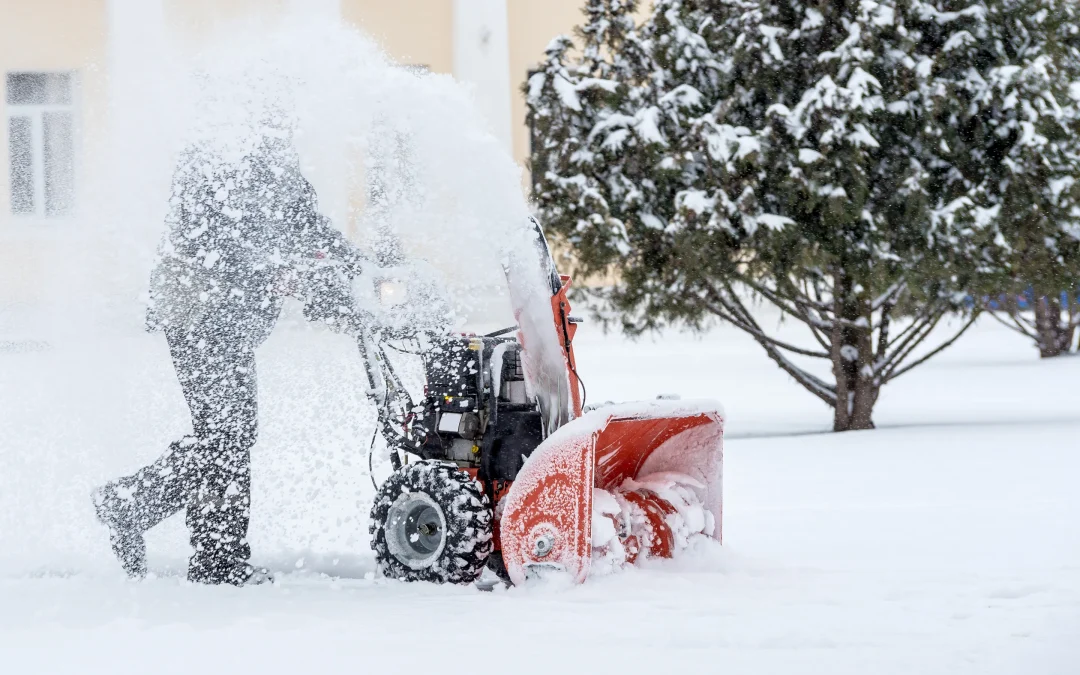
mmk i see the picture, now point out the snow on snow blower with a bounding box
[359,218,723,586]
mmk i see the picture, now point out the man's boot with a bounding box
[185,442,271,586]
[188,557,274,586]
[91,484,147,579]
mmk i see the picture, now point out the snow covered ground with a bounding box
[1,311,1078,674]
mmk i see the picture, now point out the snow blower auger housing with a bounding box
[365,218,723,586]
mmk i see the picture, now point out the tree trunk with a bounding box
[1034,296,1071,358]
[830,272,877,432]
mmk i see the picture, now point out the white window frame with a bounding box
[5,71,79,221]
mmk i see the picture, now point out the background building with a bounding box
[0,0,591,330]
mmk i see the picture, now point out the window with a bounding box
[6,72,75,217]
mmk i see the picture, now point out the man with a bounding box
[92,116,366,586]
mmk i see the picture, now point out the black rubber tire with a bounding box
[369,460,493,584]
[486,553,512,585]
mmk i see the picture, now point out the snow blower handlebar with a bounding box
[356,329,418,474]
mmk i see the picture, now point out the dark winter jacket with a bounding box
[147,138,364,346]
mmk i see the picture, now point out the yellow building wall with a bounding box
[162,0,289,45]
[507,0,588,174]
[337,0,591,194]
[507,1,651,184]
[341,0,454,73]
[337,0,454,231]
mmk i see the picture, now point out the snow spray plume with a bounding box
[0,14,548,574]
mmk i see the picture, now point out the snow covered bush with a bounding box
[929,0,1080,357]
[527,0,1012,431]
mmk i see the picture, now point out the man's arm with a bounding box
[285,174,369,274]
[298,214,371,274]
[276,173,374,335]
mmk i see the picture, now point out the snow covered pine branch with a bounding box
[930,0,1080,358]
[526,0,1080,431]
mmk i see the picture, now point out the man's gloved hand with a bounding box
[299,264,372,336]
[300,215,371,278]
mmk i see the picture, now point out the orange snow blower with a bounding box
[362,218,723,586]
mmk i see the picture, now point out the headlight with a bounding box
[378,279,408,307]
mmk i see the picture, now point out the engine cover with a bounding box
[416,335,543,475]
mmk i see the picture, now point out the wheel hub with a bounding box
[385,492,447,569]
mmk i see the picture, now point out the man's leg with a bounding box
[93,332,208,577]
[177,328,260,584]
[97,436,198,522]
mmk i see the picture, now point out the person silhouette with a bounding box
[93,113,367,585]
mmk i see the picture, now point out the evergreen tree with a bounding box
[528,0,990,431]
[928,0,1080,356]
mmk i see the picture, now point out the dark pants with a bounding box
[111,324,258,582]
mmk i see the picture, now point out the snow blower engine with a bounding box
[360,218,724,586]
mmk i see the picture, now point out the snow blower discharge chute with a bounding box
[359,219,723,586]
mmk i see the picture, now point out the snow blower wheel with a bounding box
[370,461,493,584]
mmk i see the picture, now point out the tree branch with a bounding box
[871,282,908,311]
[736,275,832,330]
[702,296,830,357]
[883,313,980,383]
[987,309,1037,339]
[801,278,834,350]
[804,320,832,352]
[732,273,842,359]
[707,278,831,358]
[881,310,940,368]
[775,275,836,325]
[757,342,839,406]
[879,312,944,380]
[876,300,894,361]
[1010,310,1037,332]
[702,281,837,405]
[770,273,832,311]
[791,277,833,350]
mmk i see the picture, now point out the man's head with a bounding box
[250,99,301,168]
[257,101,295,143]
